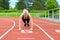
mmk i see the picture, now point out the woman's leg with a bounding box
[27,19,30,27]
[22,19,27,27]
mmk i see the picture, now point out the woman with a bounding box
[19,9,33,30]
[22,12,30,27]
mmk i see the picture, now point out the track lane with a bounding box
[1,18,50,40]
[0,18,15,39]
[33,18,60,40]
[0,18,60,40]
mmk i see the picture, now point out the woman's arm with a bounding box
[19,13,24,30]
[28,13,33,30]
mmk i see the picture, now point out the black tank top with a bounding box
[22,15,30,20]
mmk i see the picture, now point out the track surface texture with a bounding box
[0,18,60,40]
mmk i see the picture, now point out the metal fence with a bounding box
[39,8,60,22]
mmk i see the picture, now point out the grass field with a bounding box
[0,10,59,18]
[0,12,47,18]
[0,10,49,18]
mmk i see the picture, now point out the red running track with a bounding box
[0,18,60,40]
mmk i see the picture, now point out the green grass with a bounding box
[0,12,20,17]
[0,12,44,18]
[0,9,59,18]
[0,10,49,18]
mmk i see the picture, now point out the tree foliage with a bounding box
[31,0,46,10]
[46,0,58,9]
[16,0,26,10]
[0,0,9,10]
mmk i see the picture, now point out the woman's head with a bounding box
[23,9,29,15]
[21,9,31,18]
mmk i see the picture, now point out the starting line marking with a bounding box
[34,23,54,40]
[17,38,35,40]
[21,30,33,33]
[0,19,16,39]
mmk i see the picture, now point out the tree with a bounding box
[46,0,58,9]
[30,0,46,10]
[0,0,9,10]
[16,0,26,10]
[4,0,9,9]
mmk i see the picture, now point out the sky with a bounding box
[57,0,60,5]
[9,0,60,8]
[9,0,18,8]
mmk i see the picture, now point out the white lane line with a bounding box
[0,19,15,39]
[34,23,54,40]
[17,38,35,40]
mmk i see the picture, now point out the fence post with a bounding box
[45,11,46,18]
[52,9,54,19]
[59,7,60,20]
[48,10,49,19]
[43,12,44,18]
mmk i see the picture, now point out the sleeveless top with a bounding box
[22,15,30,20]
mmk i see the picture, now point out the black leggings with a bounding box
[22,19,30,27]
